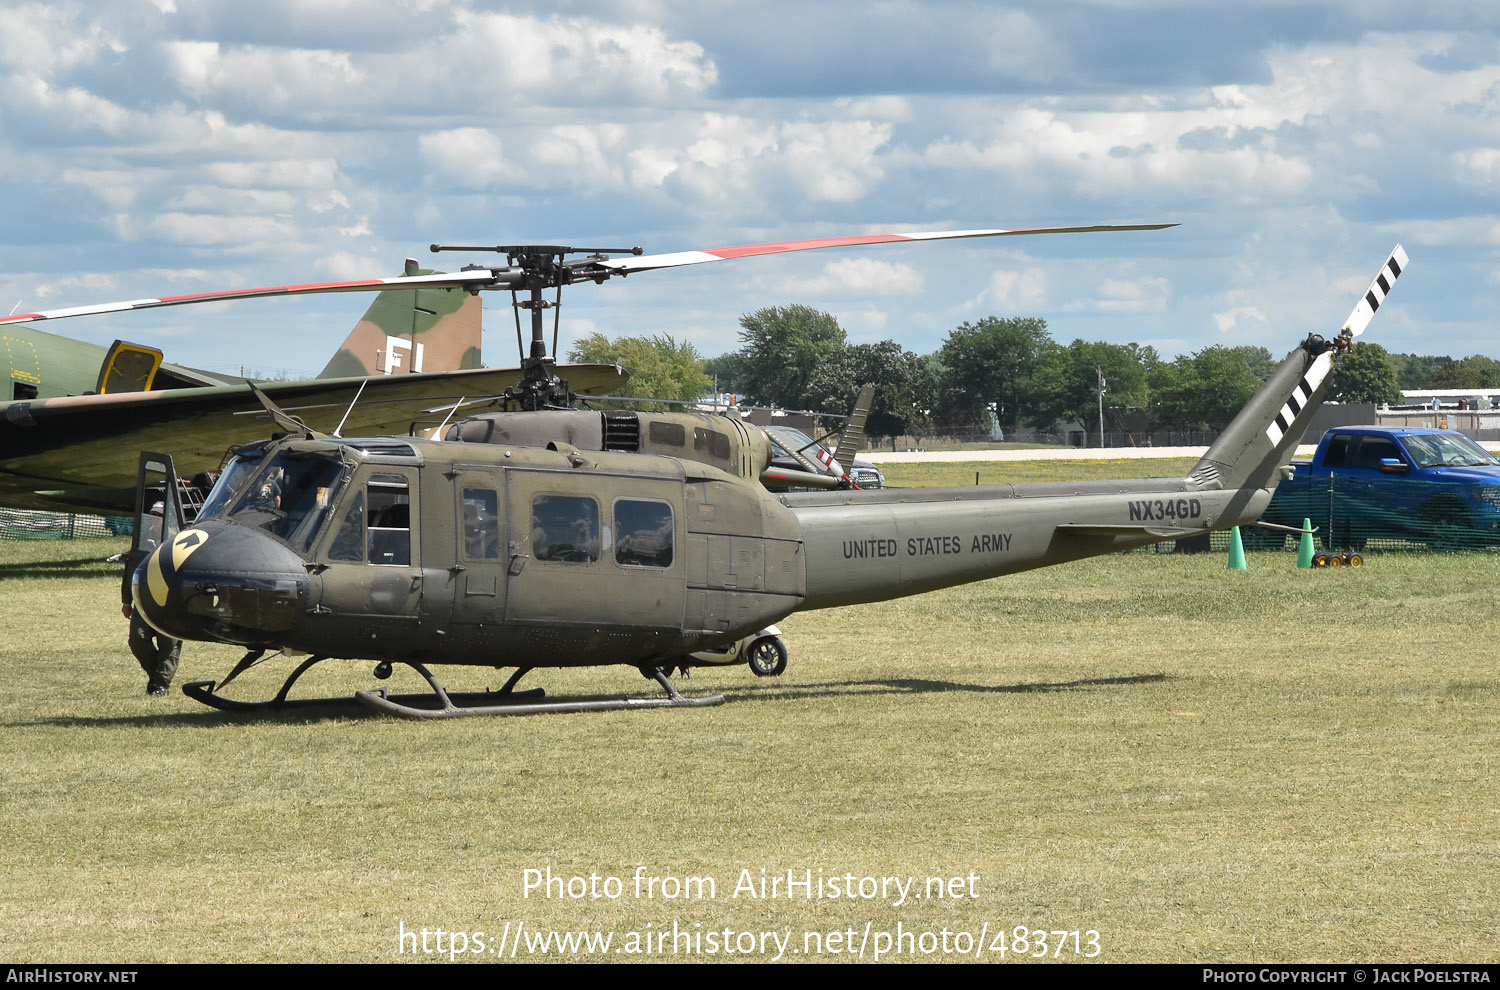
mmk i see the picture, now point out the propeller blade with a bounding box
[1342,244,1409,338]
[0,269,504,327]
[601,223,1178,273]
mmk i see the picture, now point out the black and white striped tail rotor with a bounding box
[1264,244,1410,448]
[1343,244,1408,338]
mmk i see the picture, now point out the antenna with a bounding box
[431,396,468,439]
[332,379,368,438]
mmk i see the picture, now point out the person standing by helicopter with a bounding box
[120,499,181,697]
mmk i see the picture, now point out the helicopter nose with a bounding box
[133,522,309,646]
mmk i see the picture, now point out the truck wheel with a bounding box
[1421,500,1472,552]
[1313,553,1329,567]
[1327,554,1343,568]
[747,638,788,677]
[1335,520,1367,552]
[1348,553,1363,568]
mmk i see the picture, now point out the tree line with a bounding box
[570,305,1487,445]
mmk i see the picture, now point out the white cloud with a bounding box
[983,267,1048,309]
[1213,306,1268,334]
[419,128,516,188]
[834,305,890,338]
[451,11,717,103]
[151,212,301,248]
[1454,148,1500,190]
[28,272,122,301]
[165,42,364,108]
[1063,276,1170,313]
[778,258,924,297]
[834,96,914,123]
[157,12,716,113]
[1394,217,1500,247]
[0,2,124,77]
[207,159,341,190]
[781,120,892,202]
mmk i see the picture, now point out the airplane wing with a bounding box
[0,363,627,513]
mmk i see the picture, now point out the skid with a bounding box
[354,664,724,718]
[354,687,725,719]
[182,657,723,718]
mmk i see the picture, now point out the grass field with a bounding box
[1,461,1496,964]
[879,456,1201,488]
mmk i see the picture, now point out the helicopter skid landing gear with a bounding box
[356,662,723,719]
[182,653,339,713]
[183,656,723,718]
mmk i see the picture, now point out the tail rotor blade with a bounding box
[1343,244,1409,338]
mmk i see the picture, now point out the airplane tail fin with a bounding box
[316,259,483,379]
[1186,245,1408,494]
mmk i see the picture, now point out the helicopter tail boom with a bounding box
[785,245,1409,611]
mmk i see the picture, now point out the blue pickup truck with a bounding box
[1256,426,1500,550]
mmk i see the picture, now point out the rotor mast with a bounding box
[430,243,642,410]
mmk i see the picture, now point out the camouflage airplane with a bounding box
[0,260,626,514]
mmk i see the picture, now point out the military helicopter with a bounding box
[99,229,1408,716]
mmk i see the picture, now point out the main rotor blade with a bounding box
[0,269,504,327]
[1342,244,1409,338]
[1,222,1176,329]
[600,223,1178,273]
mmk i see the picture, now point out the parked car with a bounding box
[766,426,885,489]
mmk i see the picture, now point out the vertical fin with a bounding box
[832,383,875,473]
[316,260,482,379]
[1186,245,1409,494]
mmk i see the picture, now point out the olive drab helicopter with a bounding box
[44,226,1407,717]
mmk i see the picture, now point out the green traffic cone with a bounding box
[1297,517,1315,568]
[1228,526,1247,570]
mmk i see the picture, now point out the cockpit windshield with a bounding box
[769,427,825,461]
[205,450,347,552]
[1401,433,1500,469]
[197,452,264,520]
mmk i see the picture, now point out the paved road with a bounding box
[861,439,1499,464]
[865,445,1212,463]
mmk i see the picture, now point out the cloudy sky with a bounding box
[3,0,1498,379]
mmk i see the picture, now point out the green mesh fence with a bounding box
[1151,475,1500,554]
[1253,475,1500,553]
[0,510,131,541]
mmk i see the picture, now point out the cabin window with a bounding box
[649,421,685,447]
[367,474,412,566]
[463,488,499,560]
[693,427,731,461]
[614,499,673,568]
[531,494,599,563]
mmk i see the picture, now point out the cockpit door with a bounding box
[447,467,507,629]
[315,466,423,622]
[132,451,183,554]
